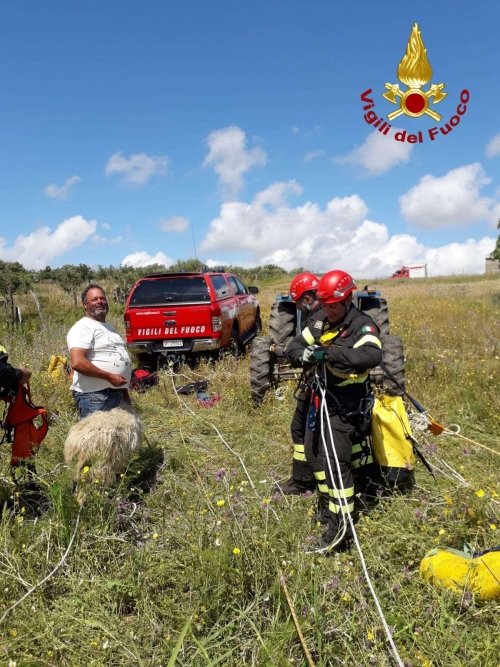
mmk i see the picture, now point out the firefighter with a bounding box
[277,272,324,495]
[0,343,31,397]
[286,270,382,552]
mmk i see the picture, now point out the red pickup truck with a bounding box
[124,271,261,359]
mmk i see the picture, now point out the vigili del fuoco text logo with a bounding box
[360,23,469,144]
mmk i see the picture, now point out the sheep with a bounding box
[64,404,144,498]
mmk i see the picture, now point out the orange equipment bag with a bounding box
[1,383,48,466]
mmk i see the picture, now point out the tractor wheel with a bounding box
[381,334,405,396]
[269,301,297,346]
[250,336,274,406]
[360,297,390,338]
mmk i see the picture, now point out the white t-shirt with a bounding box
[67,317,132,393]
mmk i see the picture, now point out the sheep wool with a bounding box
[64,404,144,492]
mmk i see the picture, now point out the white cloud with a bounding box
[0,215,96,269]
[486,134,500,158]
[120,251,173,268]
[91,234,123,245]
[105,152,168,185]
[44,175,81,200]
[292,126,300,134]
[400,163,500,229]
[334,129,412,176]
[203,126,267,200]
[102,222,111,231]
[304,150,326,163]
[159,216,189,233]
[200,181,495,277]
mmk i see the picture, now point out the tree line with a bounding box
[0,259,306,322]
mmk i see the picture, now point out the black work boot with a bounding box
[276,477,315,495]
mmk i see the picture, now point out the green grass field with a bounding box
[1,275,500,666]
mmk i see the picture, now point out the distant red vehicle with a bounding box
[124,270,261,361]
[390,264,428,279]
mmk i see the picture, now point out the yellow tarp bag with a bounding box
[48,355,68,380]
[419,545,500,600]
[370,394,416,485]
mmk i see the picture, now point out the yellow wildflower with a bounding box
[153,533,159,540]
[233,547,241,555]
[476,489,485,498]
[438,529,445,536]
[490,524,497,531]
[216,500,225,507]
[10,629,18,637]
[82,466,89,474]
[367,631,374,641]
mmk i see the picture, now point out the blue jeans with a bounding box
[73,388,123,419]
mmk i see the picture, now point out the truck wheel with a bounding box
[269,301,297,346]
[228,327,241,359]
[254,313,262,336]
[250,336,274,406]
[359,297,390,338]
[381,334,405,396]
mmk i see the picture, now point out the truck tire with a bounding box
[381,334,405,396]
[269,301,297,346]
[360,297,390,338]
[228,326,241,359]
[254,313,262,335]
[250,336,274,406]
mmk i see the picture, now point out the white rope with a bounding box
[315,368,404,667]
[0,505,83,624]
[169,374,280,522]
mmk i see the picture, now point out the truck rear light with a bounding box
[124,319,131,332]
[212,316,222,332]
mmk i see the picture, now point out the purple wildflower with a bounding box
[214,468,226,482]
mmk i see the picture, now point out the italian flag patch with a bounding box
[362,325,376,333]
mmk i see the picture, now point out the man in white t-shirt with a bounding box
[67,284,132,419]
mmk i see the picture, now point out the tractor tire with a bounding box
[381,334,405,396]
[250,336,274,406]
[360,297,390,338]
[269,301,298,346]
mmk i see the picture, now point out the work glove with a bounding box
[312,346,328,363]
[301,345,319,364]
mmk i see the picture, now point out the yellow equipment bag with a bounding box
[419,545,500,600]
[370,394,416,487]
[47,355,68,380]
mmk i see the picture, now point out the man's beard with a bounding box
[87,304,109,319]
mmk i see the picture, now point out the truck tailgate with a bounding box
[129,304,213,344]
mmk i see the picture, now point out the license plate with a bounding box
[163,340,183,348]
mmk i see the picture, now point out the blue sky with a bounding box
[1,0,499,278]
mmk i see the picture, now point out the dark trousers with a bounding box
[290,391,315,483]
[304,403,357,540]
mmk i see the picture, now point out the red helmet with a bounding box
[316,270,356,304]
[289,272,319,302]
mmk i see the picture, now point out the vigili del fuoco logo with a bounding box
[360,23,469,144]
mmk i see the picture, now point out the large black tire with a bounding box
[269,301,298,346]
[250,336,274,406]
[381,334,405,396]
[359,297,390,338]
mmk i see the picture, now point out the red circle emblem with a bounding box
[405,92,426,114]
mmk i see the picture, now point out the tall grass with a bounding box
[0,276,500,666]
